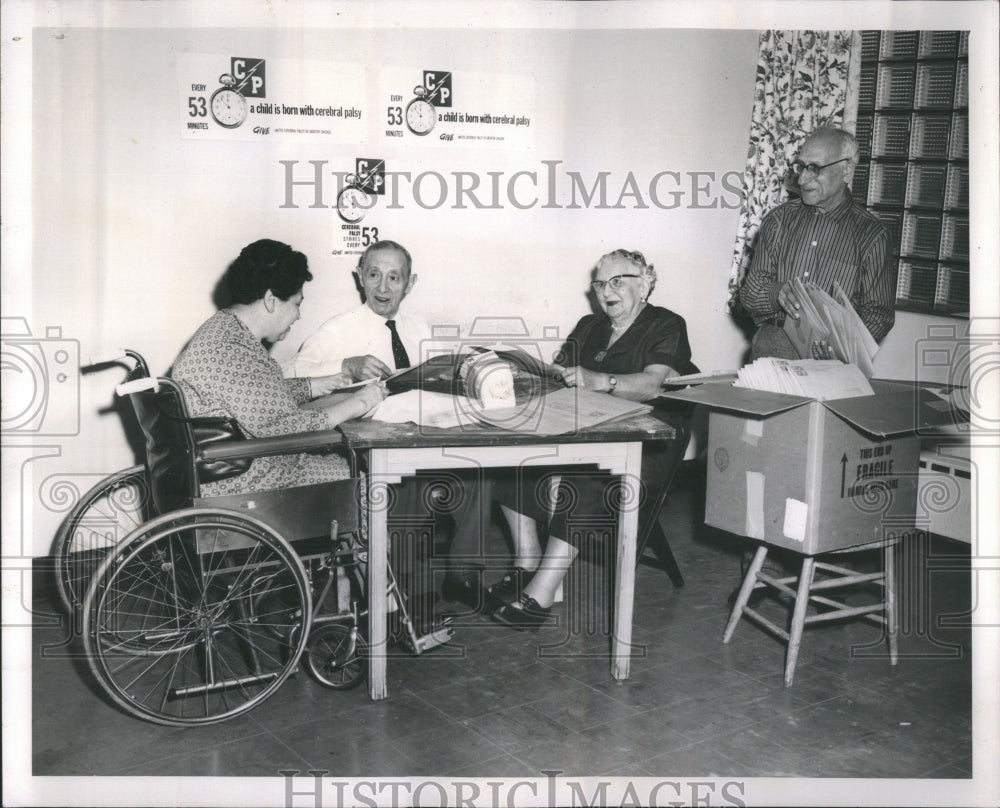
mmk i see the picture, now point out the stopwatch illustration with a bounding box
[337,174,373,223]
[405,86,436,136]
[209,74,248,129]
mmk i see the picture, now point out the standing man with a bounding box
[734,127,898,608]
[293,240,491,616]
[739,127,897,360]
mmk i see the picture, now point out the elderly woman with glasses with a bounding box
[488,248,699,630]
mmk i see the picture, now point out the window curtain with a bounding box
[727,30,863,310]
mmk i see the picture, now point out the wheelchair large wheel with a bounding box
[53,465,152,617]
[82,508,312,726]
[303,623,367,690]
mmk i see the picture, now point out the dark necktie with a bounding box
[385,319,410,369]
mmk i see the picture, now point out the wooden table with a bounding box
[338,412,677,700]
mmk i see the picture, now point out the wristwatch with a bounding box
[607,374,618,395]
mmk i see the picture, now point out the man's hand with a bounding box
[811,339,838,360]
[342,354,393,382]
[777,280,802,320]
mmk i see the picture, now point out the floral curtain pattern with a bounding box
[727,30,862,310]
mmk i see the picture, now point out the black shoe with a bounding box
[484,567,531,612]
[491,595,551,632]
[441,567,484,612]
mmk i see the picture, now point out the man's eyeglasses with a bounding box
[591,274,640,292]
[790,156,851,176]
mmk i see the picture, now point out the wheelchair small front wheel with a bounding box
[303,623,367,690]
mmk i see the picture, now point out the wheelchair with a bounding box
[53,351,153,619]
[73,351,453,726]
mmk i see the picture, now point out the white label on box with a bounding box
[745,471,765,538]
[783,498,808,541]
[742,418,764,446]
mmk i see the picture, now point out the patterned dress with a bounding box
[172,309,350,496]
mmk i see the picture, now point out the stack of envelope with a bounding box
[735,357,875,400]
[782,278,880,377]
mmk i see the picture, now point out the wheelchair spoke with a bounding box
[84,509,311,725]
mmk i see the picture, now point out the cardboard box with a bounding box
[659,380,955,554]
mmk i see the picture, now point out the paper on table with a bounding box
[370,389,478,429]
[474,387,651,435]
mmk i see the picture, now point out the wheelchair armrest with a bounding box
[197,428,346,462]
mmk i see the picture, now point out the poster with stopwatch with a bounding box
[379,66,536,149]
[177,53,366,142]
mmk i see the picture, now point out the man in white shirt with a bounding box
[293,241,491,616]
[292,240,433,379]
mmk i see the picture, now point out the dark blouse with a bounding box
[555,304,699,390]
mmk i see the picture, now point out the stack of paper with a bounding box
[370,389,479,429]
[782,278,879,376]
[735,357,875,400]
[370,386,651,434]
[475,387,651,435]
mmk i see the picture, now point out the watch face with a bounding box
[405,98,436,135]
[210,87,248,129]
[337,186,371,223]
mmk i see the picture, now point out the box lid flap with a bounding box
[823,387,958,437]
[657,382,812,417]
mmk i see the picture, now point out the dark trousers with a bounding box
[385,470,494,593]
[750,324,800,360]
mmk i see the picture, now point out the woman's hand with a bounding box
[309,372,353,397]
[349,380,388,417]
[552,364,607,391]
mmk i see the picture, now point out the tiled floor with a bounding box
[30,464,974,782]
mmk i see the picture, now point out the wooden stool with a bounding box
[722,540,898,686]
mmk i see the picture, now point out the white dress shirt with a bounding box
[291,304,434,378]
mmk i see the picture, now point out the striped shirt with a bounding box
[738,194,896,342]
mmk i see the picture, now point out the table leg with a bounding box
[612,442,642,681]
[367,449,390,700]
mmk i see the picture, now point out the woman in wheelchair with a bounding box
[80,239,390,726]
[172,238,386,495]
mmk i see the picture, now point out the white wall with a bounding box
[12,24,760,556]
[8,15,996,557]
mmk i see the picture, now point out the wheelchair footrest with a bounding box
[410,622,455,654]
